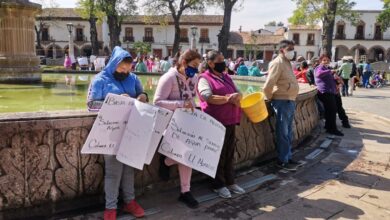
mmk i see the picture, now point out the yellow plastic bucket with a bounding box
[240,92,268,123]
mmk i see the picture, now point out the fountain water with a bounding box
[0,0,42,83]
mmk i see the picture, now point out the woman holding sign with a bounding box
[197,50,245,199]
[87,46,147,220]
[154,49,201,208]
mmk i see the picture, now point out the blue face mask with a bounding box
[185,66,198,78]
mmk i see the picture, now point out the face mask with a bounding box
[213,62,226,73]
[285,50,295,60]
[185,66,198,78]
[113,71,129,81]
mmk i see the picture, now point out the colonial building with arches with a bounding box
[35,8,222,63]
[333,10,390,62]
[35,8,100,63]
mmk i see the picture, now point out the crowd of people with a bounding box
[85,38,388,219]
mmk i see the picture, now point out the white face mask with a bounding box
[285,50,295,60]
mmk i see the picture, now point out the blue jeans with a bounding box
[271,100,296,163]
[362,72,371,88]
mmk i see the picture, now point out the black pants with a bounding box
[335,94,349,123]
[212,125,236,189]
[318,92,338,132]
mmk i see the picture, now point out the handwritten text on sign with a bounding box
[81,94,134,155]
[81,93,174,170]
[158,109,226,178]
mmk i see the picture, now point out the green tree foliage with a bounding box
[142,0,207,56]
[133,41,151,55]
[378,0,390,31]
[97,0,137,48]
[76,0,105,55]
[289,0,359,57]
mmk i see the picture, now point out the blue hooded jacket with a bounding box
[87,46,143,111]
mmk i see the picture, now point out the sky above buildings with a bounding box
[31,0,384,31]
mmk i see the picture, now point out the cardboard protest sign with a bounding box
[144,108,173,165]
[81,93,134,155]
[116,101,159,169]
[81,93,174,170]
[158,109,226,178]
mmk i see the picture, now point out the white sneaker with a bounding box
[228,184,246,194]
[213,187,232,198]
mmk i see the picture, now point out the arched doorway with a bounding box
[350,45,367,62]
[335,45,349,61]
[368,46,385,62]
[47,44,64,58]
[64,45,80,58]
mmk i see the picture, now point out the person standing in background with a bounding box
[362,61,372,88]
[338,59,352,96]
[135,57,148,73]
[263,40,300,171]
[160,56,172,73]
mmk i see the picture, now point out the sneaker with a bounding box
[326,130,344,136]
[213,187,232,198]
[123,200,145,218]
[104,209,117,220]
[178,191,199,209]
[276,162,298,171]
[159,155,170,181]
[228,184,245,194]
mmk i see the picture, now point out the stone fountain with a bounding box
[0,0,42,83]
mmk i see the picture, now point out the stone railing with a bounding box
[0,82,319,218]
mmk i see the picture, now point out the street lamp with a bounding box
[66,23,75,69]
[190,26,198,51]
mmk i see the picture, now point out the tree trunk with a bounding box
[218,0,234,57]
[89,17,100,55]
[107,14,121,49]
[322,0,337,57]
[34,25,41,48]
[172,20,181,56]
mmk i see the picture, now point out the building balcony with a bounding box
[374,34,383,40]
[354,33,365,40]
[123,36,134,42]
[180,37,189,43]
[199,37,210,43]
[306,40,315,46]
[143,36,154,43]
[74,36,88,42]
[335,33,346,40]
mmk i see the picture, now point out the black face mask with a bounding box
[213,62,226,73]
[113,71,128,81]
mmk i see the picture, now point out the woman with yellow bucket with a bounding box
[197,50,245,199]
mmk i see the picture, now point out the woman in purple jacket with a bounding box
[314,54,344,136]
[197,50,245,198]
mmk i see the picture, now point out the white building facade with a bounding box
[119,15,222,58]
[285,25,322,61]
[333,10,390,62]
[35,8,222,60]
